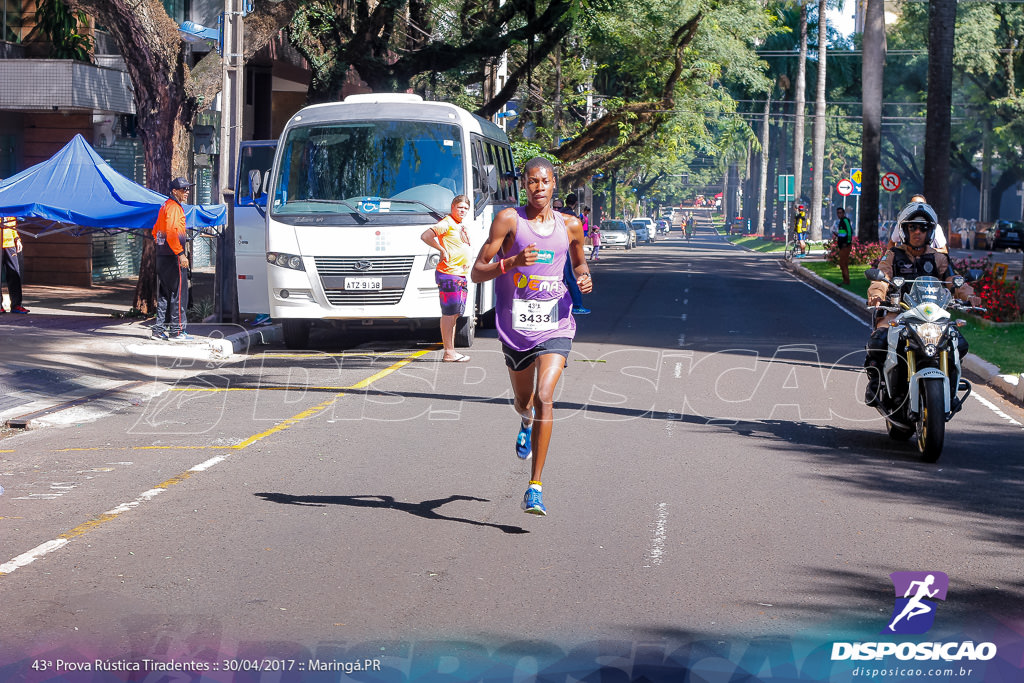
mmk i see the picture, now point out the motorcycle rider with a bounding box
[863,201,979,407]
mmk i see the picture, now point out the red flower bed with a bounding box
[952,256,1021,322]
[824,238,886,266]
[971,273,1021,322]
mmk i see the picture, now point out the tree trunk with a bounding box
[793,2,808,204]
[924,0,956,230]
[809,0,827,240]
[757,93,771,236]
[67,0,301,313]
[860,0,885,243]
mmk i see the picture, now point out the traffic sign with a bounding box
[837,179,853,196]
[850,167,862,196]
[881,172,901,192]
[778,174,795,201]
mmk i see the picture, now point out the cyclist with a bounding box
[794,205,809,257]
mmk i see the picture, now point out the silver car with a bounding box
[600,219,633,249]
[631,217,657,244]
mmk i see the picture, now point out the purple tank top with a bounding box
[495,207,576,351]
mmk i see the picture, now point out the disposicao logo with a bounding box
[831,571,998,663]
[884,571,948,635]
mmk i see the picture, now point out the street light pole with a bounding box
[215,0,243,323]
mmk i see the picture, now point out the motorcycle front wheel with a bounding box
[917,378,946,463]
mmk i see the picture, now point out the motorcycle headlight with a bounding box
[913,321,946,347]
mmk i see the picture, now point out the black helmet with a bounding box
[897,201,938,245]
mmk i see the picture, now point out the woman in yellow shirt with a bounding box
[421,195,472,362]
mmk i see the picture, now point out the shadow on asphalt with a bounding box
[254,491,529,535]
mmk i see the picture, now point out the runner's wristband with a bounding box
[499,258,506,274]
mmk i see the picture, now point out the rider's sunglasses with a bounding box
[906,222,931,233]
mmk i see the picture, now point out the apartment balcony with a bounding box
[0,58,135,114]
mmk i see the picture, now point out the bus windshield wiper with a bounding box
[298,199,371,223]
[381,199,444,220]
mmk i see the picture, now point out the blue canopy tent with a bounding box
[0,134,226,235]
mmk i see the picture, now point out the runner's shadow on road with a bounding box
[254,492,529,535]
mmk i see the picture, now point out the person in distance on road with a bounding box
[557,193,590,315]
[470,157,593,516]
[793,205,809,257]
[832,207,853,285]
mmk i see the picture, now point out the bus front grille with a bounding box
[315,255,413,307]
[324,289,405,306]
[314,256,415,276]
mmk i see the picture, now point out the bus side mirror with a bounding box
[248,169,267,217]
[248,169,263,200]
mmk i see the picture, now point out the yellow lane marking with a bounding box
[1,346,437,577]
[169,346,440,393]
[229,395,340,450]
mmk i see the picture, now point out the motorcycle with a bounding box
[864,269,985,462]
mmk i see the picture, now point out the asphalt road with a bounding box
[1,227,1023,681]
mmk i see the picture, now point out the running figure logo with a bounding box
[883,571,949,634]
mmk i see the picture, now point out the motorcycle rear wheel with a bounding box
[886,420,914,441]
[917,379,946,463]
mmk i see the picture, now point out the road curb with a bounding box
[3,324,284,431]
[779,258,1024,409]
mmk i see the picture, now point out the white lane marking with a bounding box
[681,313,687,322]
[644,502,669,567]
[674,363,683,379]
[0,539,69,574]
[970,393,1024,428]
[789,275,870,327]
[677,334,686,347]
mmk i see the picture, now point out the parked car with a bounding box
[600,219,633,250]
[631,217,657,244]
[991,220,1024,251]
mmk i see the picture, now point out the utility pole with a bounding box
[215,0,243,323]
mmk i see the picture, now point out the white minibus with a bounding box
[258,93,519,349]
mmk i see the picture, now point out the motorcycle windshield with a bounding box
[904,276,951,309]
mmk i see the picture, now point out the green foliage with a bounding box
[34,0,92,62]
[188,297,215,322]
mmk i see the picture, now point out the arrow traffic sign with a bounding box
[837,179,853,196]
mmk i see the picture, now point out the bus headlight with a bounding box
[267,252,305,271]
[424,253,440,270]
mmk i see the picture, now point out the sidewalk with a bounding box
[0,269,281,430]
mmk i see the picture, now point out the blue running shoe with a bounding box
[151,329,169,341]
[572,306,591,315]
[521,487,546,515]
[515,420,532,459]
[169,332,196,342]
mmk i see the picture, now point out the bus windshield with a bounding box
[272,120,464,218]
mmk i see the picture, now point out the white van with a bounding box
[254,94,519,348]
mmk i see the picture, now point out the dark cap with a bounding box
[170,177,193,190]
